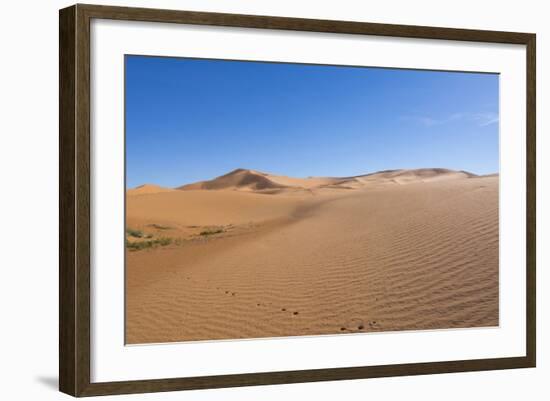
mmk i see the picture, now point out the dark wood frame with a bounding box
[59,3,536,397]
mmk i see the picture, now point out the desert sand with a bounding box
[125,168,499,344]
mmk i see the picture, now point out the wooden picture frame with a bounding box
[59,3,536,397]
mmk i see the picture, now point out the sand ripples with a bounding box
[126,176,498,344]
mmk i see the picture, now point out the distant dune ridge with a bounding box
[126,167,499,344]
[132,167,483,195]
[177,168,289,191]
[127,183,175,196]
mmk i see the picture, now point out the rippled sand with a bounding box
[126,169,498,344]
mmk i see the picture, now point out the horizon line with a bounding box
[127,166,500,190]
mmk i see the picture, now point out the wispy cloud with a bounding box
[403,112,499,128]
[473,113,499,127]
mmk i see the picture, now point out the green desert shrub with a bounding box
[156,237,172,246]
[126,228,144,238]
[126,237,172,251]
[148,224,172,230]
[199,228,224,236]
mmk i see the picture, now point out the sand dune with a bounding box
[177,168,343,193]
[353,167,475,183]
[127,184,174,196]
[175,167,477,193]
[127,189,309,227]
[177,168,284,191]
[126,168,498,344]
[323,168,475,189]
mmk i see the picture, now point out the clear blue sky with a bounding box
[126,55,499,188]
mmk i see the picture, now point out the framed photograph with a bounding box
[59,4,536,397]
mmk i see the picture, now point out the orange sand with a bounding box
[126,169,499,343]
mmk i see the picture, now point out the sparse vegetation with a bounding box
[126,228,144,238]
[126,237,172,251]
[199,228,224,236]
[174,237,186,246]
[148,224,172,230]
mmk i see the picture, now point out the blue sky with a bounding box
[126,55,499,188]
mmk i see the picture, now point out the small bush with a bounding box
[126,237,172,251]
[199,228,224,236]
[126,228,144,238]
[148,224,172,230]
[156,237,172,246]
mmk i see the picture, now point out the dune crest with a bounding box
[174,167,482,193]
[127,184,174,196]
[177,169,288,192]
[330,168,477,188]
